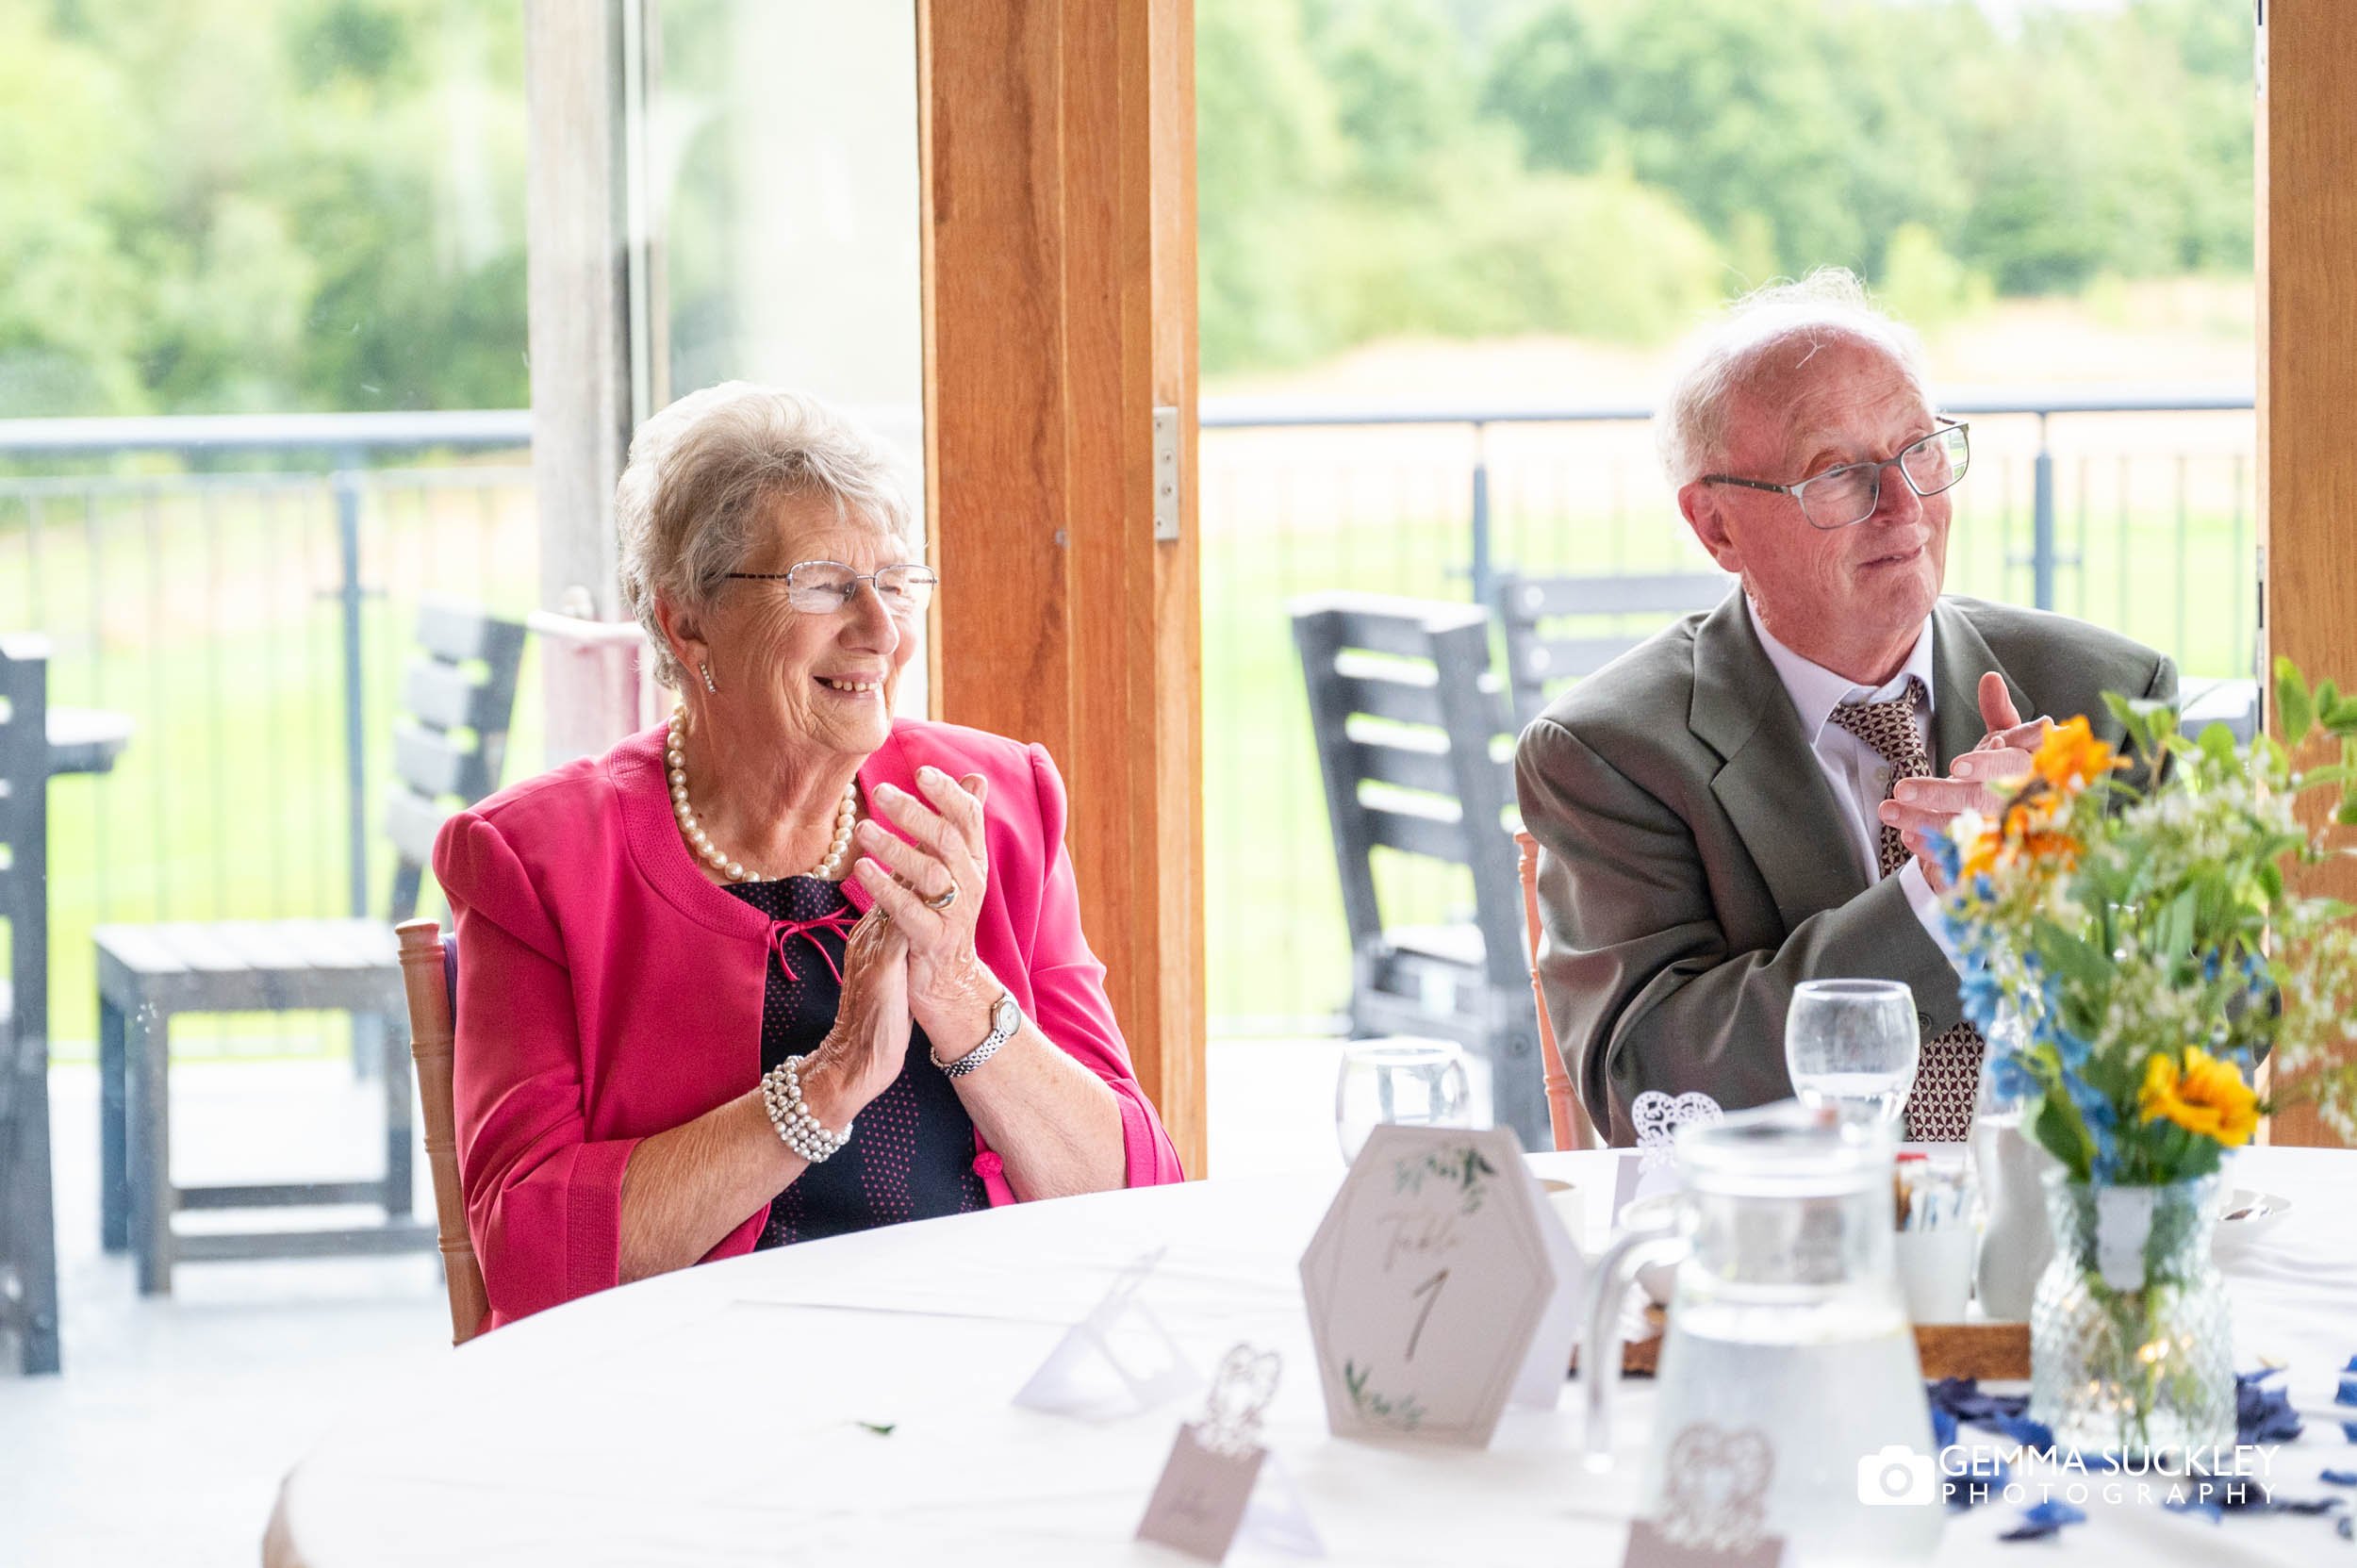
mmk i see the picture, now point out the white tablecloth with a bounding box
[267,1147,2357,1566]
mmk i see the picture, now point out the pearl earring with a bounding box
[701,664,717,694]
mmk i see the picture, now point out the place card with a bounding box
[1014,1246,1197,1422]
[1299,1126,1559,1447]
[1618,1421,1788,1568]
[1612,1090,1721,1223]
[1138,1423,1265,1561]
[1137,1345,1322,1562]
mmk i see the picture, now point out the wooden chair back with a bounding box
[384,602,528,924]
[1492,570,1733,728]
[395,917,486,1344]
[1515,830,1593,1151]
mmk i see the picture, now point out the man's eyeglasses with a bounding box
[1701,421,1971,531]
[723,561,938,618]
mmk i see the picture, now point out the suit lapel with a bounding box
[1929,601,2028,770]
[1690,594,1871,929]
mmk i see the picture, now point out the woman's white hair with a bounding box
[1656,268,1932,487]
[616,382,916,691]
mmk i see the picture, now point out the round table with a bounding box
[268,1147,2357,1566]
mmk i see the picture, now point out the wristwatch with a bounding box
[932,992,1020,1080]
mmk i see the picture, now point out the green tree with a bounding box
[0,0,527,418]
[1527,0,1980,284]
[1477,3,1613,175]
[1310,0,1476,198]
[0,7,149,413]
[1196,0,1345,371]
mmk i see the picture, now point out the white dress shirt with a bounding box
[1745,598,1958,964]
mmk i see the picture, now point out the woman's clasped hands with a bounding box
[852,766,1002,1048]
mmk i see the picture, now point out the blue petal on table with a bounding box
[1920,1379,2053,1456]
[1927,1378,2033,1426]
[1942,1448,2008,1511]
[1999,1500,2085,1542]
[2237,1367,2305,1446]
[2265,1496,2347,1516]
[1986,1411,2055,1448]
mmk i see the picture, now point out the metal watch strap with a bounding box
[933,994,1017,1080]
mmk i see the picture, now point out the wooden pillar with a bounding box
[918,0,1206,1173]
[2258,1,2357,1147]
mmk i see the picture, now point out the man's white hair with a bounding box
[615,382,915,691]
[1656,268,1932,487]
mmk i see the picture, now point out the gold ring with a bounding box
[925,883,959,913]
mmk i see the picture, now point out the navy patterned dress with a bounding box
[722,876,988,1246]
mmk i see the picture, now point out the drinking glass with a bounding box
[1784,979,1920,1126]
[1333,1037,1473,1164]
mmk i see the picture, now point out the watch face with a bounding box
[992,994,1020,1036]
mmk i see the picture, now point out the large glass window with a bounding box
[0,0,535,1061]
[643,0,928,707]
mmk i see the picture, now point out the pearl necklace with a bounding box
[666,706,859,883]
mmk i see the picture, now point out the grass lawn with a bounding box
[3,436,2255,1054]
[1200,433,2256,1025]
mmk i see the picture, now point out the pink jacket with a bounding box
[434,718,1186,1330]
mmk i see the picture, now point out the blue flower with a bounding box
[1958,963,2004,1035]
[1989,1053,2038,1103]
[2050,1023,2096,1070]
[2054,1063,2121,1179]
[1931,828,1964,886]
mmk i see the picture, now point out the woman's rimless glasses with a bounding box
[725,561,939,617]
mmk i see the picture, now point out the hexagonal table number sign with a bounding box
[1299,1125,1562,1448]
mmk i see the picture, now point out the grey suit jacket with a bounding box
[1514,591,2176,1146]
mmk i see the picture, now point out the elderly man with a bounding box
[1517,271,2173,1145]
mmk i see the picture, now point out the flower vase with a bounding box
[2029,1170,2233,1459]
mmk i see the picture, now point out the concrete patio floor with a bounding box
[0,1033,1430,1566]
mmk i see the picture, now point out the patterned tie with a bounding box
[1823,676,1984,1141]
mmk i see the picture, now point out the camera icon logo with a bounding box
[1857,1444,1938,1506]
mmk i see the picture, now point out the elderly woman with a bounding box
[435,383,1185,1329]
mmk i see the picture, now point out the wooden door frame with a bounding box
[2258,1,2357,1147]
[917,0,1206,1173]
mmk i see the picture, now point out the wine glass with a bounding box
[1334,1037,1474,1164]
[1784,979,1920,1127]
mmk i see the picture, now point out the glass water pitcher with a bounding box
[1584,1104,1943,1564]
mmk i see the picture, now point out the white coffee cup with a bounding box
[1893,1228,1975,1324]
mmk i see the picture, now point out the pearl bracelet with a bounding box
[760,1056,851,1164]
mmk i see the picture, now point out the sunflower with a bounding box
[2137,1046,2261,1147]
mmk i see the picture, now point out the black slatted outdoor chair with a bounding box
[1291,593,1544,1147]
[0,636,60,1373]
[1492,569,1734,729]
[93,602,525,1294]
